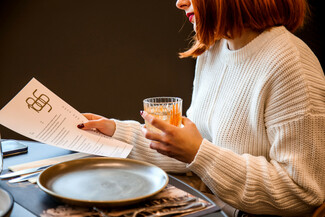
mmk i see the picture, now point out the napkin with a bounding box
[8,152,94,183]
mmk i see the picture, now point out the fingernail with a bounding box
[140,110,144,116]
[77,123,84,129]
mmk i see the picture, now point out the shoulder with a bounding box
[254,27,323,87]
[254,27,325,124]
[261,26,322,71]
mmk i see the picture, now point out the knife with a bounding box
[0,164,51,179]
[8,172,41,183]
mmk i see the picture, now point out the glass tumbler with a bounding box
[143,97,182,133]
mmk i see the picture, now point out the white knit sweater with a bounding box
[112,26,325,216]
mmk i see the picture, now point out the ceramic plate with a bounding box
[0,188,14,217]
[37,157,168,207]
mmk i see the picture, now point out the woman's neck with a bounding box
[226,29,262,50]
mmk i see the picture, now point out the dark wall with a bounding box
[295,0,324,70]
[0,1,323,141]
[0,1,195,140]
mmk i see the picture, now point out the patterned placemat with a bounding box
[40,184,219,217]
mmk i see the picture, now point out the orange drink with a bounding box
[143,97,182,133]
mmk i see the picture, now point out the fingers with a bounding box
[77,113,108,130]
[140,111,175,132]
[150,141,173,157]
[141,126,163,143]
[141,114,202,163]
[141,111,186,145]
[82,113,104,120]
[141,112,176,157]
[182,116,191,125]
[80,119,102,130]
[182,116,196,128]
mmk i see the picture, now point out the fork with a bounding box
[146,202,206,217]
[93,207,110,217]
[130,197,197,217]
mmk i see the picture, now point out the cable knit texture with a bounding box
[112,26,325,216]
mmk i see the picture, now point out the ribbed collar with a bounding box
[216,26,287,65]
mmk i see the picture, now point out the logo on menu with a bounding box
[26,89,52,113]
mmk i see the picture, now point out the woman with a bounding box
[78,0,325,215]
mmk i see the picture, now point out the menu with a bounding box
[0,78,133,158]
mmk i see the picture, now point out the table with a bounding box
[1,140,227,217]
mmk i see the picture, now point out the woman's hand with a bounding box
[141,111,203,164]
[77,113,116,137]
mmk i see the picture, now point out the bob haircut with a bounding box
[180,0,308,58]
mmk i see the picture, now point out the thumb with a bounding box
[182,117,193,126]
[77,119,102,130]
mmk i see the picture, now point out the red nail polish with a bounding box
[77,123,84,129]
[140,110,144,116]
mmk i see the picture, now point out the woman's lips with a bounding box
[186,13,194,23]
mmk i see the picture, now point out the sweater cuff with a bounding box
[111,119,141,145]
[188,138,248,184]
[187,139,216,176]
[112,119,125,139]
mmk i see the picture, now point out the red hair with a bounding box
[180,0,308,58]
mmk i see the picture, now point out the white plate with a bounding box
[0,188,14,217]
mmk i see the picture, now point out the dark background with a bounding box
[0,0,323,141]
[0,0,196,140]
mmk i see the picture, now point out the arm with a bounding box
[138,52,325,215]
[113,118,190,172]
[188,115,325,215]
[141,107,325,215]
[79,113,189,173]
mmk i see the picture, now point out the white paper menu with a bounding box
[0,78,133,158]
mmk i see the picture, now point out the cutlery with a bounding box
[93,207,110,217]
[0,154,95,180]
[130,197,198,217]
[146,202,206,217]
[103,197,198,217]
[0,164,51,179]
[8,171,41,183]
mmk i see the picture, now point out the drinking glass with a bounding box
[143,97,182,133]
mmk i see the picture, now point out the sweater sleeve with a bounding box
[112,119,189,173]
[188,114,325,215]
